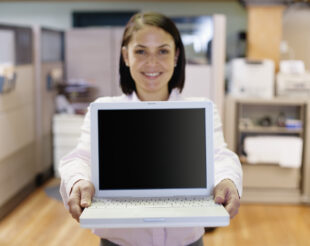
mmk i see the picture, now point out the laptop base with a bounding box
[80,205,229,228]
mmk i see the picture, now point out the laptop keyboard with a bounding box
[90,196,220,209]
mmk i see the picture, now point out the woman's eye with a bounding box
[159,49,169,55]
[135,49,145,55]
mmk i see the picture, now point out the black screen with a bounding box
[98,108,206,190]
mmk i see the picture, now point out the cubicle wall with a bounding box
[66,27,123,97]
[0,25,64,219]
[0,25,36,218]
[34,27,64,180]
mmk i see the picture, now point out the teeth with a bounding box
[145,72,160,77]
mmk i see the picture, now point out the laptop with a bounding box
[80,100,229,228]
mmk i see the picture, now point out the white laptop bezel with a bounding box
[90,100,214,198]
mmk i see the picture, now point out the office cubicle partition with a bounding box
[0,25,65,219]
[33,27,65,183]
[0,24,36,219]
[65,27,123,98]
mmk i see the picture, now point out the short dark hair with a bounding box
[119,12,186,95]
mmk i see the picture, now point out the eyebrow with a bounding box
[134,44,172,49]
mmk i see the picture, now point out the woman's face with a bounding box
[122,25,179,100]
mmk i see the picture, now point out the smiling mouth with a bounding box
[142,72,161,79]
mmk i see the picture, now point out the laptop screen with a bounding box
[98,108,206,190]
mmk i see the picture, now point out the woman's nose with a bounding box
[146,54,158,65]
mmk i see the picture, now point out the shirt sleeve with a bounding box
[58,109,92,209]
[213,105,243,197]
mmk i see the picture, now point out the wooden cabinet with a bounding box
[224,96,310,203]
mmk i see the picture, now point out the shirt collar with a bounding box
[128,88,182,102]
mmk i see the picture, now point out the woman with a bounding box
[59,12,242,246]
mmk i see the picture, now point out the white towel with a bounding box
[244,136,302,168]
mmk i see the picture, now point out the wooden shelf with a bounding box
[239,125,303,134]
[224,96,310,203]
[231,96,308,106]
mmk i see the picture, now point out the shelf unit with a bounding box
[238,125,302,134]
[224,96,310,203]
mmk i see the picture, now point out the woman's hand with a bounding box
[67,179,95,222]
[213,179,240,218]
